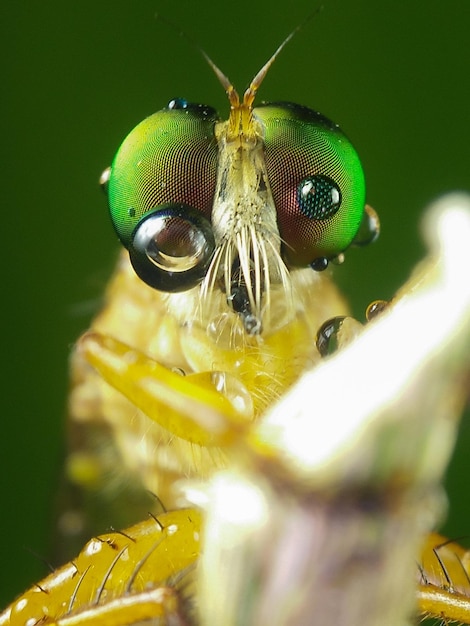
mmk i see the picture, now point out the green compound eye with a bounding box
[254,102,366,267]
[104,95,372,297]
[105,99,220,290]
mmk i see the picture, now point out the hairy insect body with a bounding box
[68,251,348,513]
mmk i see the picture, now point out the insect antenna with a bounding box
[242,6,324,108]
[201,6,325,140]
[156,7,324,111]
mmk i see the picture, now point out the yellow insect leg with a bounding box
[48,588,184,626]
[2,509,200,626]
[417,586,470,625]
[417,532,470,624]
[79,331,249,448]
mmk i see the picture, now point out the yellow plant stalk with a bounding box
[195,193,470,626]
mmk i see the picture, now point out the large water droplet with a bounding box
[316,316,363,357]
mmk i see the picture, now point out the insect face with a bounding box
[104,54,368,335]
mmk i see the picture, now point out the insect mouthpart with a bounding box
[227,256,265,336]
[228,282,262,335]
[201,219,291,338]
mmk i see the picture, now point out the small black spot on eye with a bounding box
[297,175,341,220]
[128,207,136,217]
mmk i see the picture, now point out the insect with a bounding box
[62,26,379,520]
[2,21,470,626]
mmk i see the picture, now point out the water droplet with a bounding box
[366,299,389,321]
[99,166,111,193]
[310,257,329,272]
[353,204,380,246]
[211,371,254,419]
[316,316,363,357]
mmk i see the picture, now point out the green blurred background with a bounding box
[2,0,469,608]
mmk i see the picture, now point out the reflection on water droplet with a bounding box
[316,316,363,357]
[211,371,254,419]
[366,299,389,321]
[310,257,329,272]
[353,204,380,246]
[207,313,246,351]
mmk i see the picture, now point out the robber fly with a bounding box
[3,19,470,626]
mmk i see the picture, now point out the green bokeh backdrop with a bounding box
[2,0,469,608]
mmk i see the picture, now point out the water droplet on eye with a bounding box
[316,316,363,357]
[297,175,342,220]
[330,253,345,265]
[146,219,210,272]
[352,204,380,246]
[210,371,254,419]
[366,299,389,321]
[310,257,329,272]
[167,98,189,110]
[133,211,214,275]
[99,166,111,193]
